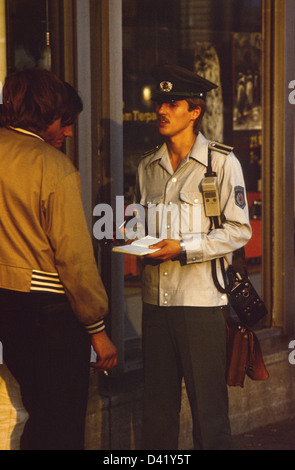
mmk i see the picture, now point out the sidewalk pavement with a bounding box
[232,417,295,450]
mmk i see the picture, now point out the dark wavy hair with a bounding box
[0,68,66,132]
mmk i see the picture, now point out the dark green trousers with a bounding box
[141,303,232,450]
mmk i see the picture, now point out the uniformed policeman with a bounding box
[135,64,252,450]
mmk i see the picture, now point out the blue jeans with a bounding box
[0,363,28,450]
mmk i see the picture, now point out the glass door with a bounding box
[121,0,266,369]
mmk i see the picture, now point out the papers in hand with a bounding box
[112,236,162,256]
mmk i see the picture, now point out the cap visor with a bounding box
[152,91,205,102]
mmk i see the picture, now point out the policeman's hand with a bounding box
[146,239,181,261]
[90,330,118,372]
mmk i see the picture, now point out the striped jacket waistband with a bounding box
[31,270,65,294]
[30,270,105,334]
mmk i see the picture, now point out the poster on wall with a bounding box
[232,32,262,131]
[194,41,224,143]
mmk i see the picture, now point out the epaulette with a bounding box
[142,145,160,158]
[209,141,234,155]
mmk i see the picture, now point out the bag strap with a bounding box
[205,144,234,294]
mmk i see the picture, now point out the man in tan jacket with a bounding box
[0,68,117,450]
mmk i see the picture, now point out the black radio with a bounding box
[227,267,268,327]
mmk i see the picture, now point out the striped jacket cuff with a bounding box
[84,319,106,335]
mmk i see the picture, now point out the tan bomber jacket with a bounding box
[0,127,108,334]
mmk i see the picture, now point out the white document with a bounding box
[112,236,162,256]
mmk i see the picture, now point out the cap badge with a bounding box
[160,81,173,92]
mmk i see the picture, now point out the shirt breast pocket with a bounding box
[140,194,164,237]
[179,191,203,237]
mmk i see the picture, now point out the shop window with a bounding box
[121,0,265,367]
[5,0,51,74]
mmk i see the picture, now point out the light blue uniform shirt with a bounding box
[135,132,252,307]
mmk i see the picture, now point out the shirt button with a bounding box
[163,272,168,276]
[221,295,226,300]
[163,300,168,305]
[168,201,173,205]
[194,198,199,203]
[164,292,168,297]
[172,177,177,183]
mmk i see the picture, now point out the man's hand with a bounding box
[90,330,118,372]
[146,239,181,261]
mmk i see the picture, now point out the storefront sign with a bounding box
[123,109,157,123]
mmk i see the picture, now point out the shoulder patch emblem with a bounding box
[234,186,246,209]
